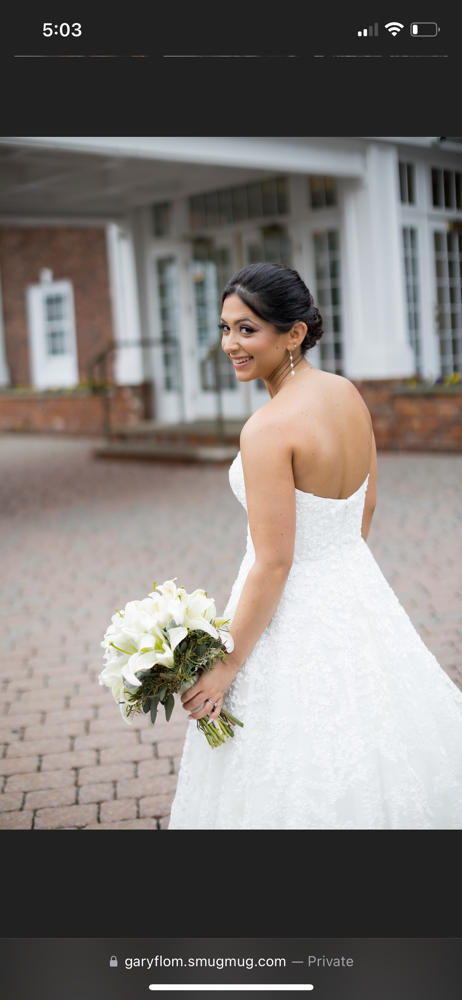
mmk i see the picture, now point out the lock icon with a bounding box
[110,956,118,968]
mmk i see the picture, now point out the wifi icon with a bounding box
[385,21,404,35]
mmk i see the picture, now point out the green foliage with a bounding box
[125,627,229,723]
[164,693,175,722]
[124,622,243,746]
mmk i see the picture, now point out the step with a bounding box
[110,419,245,445]
[93,441,240,463]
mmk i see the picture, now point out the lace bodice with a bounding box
[229,450,369,562]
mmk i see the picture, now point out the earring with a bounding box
[289,349,295,376]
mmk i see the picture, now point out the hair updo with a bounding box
[222,262,323,355]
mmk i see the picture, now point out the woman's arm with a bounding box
[361,430,377,541]
[181,413,296,722]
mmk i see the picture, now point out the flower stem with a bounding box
[195,709,243,748]
[221,709,244,728]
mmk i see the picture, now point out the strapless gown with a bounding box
[169,452,462,829]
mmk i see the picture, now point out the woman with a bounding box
[169,262,462,829]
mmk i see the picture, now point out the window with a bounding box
[153,202,172,237]
[26,278,78,389]
[247,227,292,268]
[43,294,70,355]
[309,176,337,210]
[246,229,292,389]
[434,230,462,375]
[313,231,343,375]
[156,258,181,390]
[192,244,235,390]
[189,177,289,230]
[431,169,462,210]
[399,162,416,205]
[402,228,421,373]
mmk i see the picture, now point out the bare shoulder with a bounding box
[240,400,283,445]
[312,369,361,397]
[317,372,372,419]
[239,371,370,453]
[341,375,372,421]
[239,402,294,483]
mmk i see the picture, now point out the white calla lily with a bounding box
[106,631,139,657]
[166,597,185,626]
[186,593,214,620]
[151,611,174,631]
[124,648,157,676]
[167,626,188,651]
[99,657,127,684]
[156,579,178,600]
[218,628,234,652]
[120,658,145,689]
[136,633,157,650]
[109,676,127,702]
[184,616,218,639]
[155,642,175,668]
[119,699,133,724]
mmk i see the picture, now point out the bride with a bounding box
[168,262,462,830]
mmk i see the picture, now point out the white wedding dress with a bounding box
[169,452,462,829]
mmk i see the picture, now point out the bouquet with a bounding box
[99,579,243,749]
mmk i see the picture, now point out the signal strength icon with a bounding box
[385,21,404,35]
[357,23,379,36]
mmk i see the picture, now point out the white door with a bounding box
[241,226,293,412]
[26,279,79,389]
[151,249,189,424]
[191,241,250,421]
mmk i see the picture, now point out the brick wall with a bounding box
[0,225,114,385]
[0,387,147,435]
[354,381,462,451]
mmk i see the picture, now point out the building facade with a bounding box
[0,136,461,430]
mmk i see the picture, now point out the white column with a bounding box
[414,161,441,378]
[0,268,11,385]
[106,222,144,385]
[172,198,199,424]
[289,175,308,277]
[131,206,159,417]
[341,144,415,379]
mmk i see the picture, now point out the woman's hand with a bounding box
[180,660,237,722]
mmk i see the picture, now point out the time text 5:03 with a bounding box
[43,23,82,36]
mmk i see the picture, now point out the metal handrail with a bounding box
[200,338,225,443]
[87,337,178,442]
[88,336,225,444]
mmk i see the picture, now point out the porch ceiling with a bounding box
[0,137,367,219]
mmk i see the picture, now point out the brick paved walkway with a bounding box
[1,435,461,830]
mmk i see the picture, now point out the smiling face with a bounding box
[220,293,292,384]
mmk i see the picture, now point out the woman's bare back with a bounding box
[264,368,373,500]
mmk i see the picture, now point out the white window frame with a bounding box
[310,227,344,375]
[398,162,417,206]
[402,226,422,374]
[431,224,462,376]
[26,279,79,390]
[191,235,249,420]
[151,242,192,424]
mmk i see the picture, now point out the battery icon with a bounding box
[410,22,440,35]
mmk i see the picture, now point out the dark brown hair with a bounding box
[222,262,323,355]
